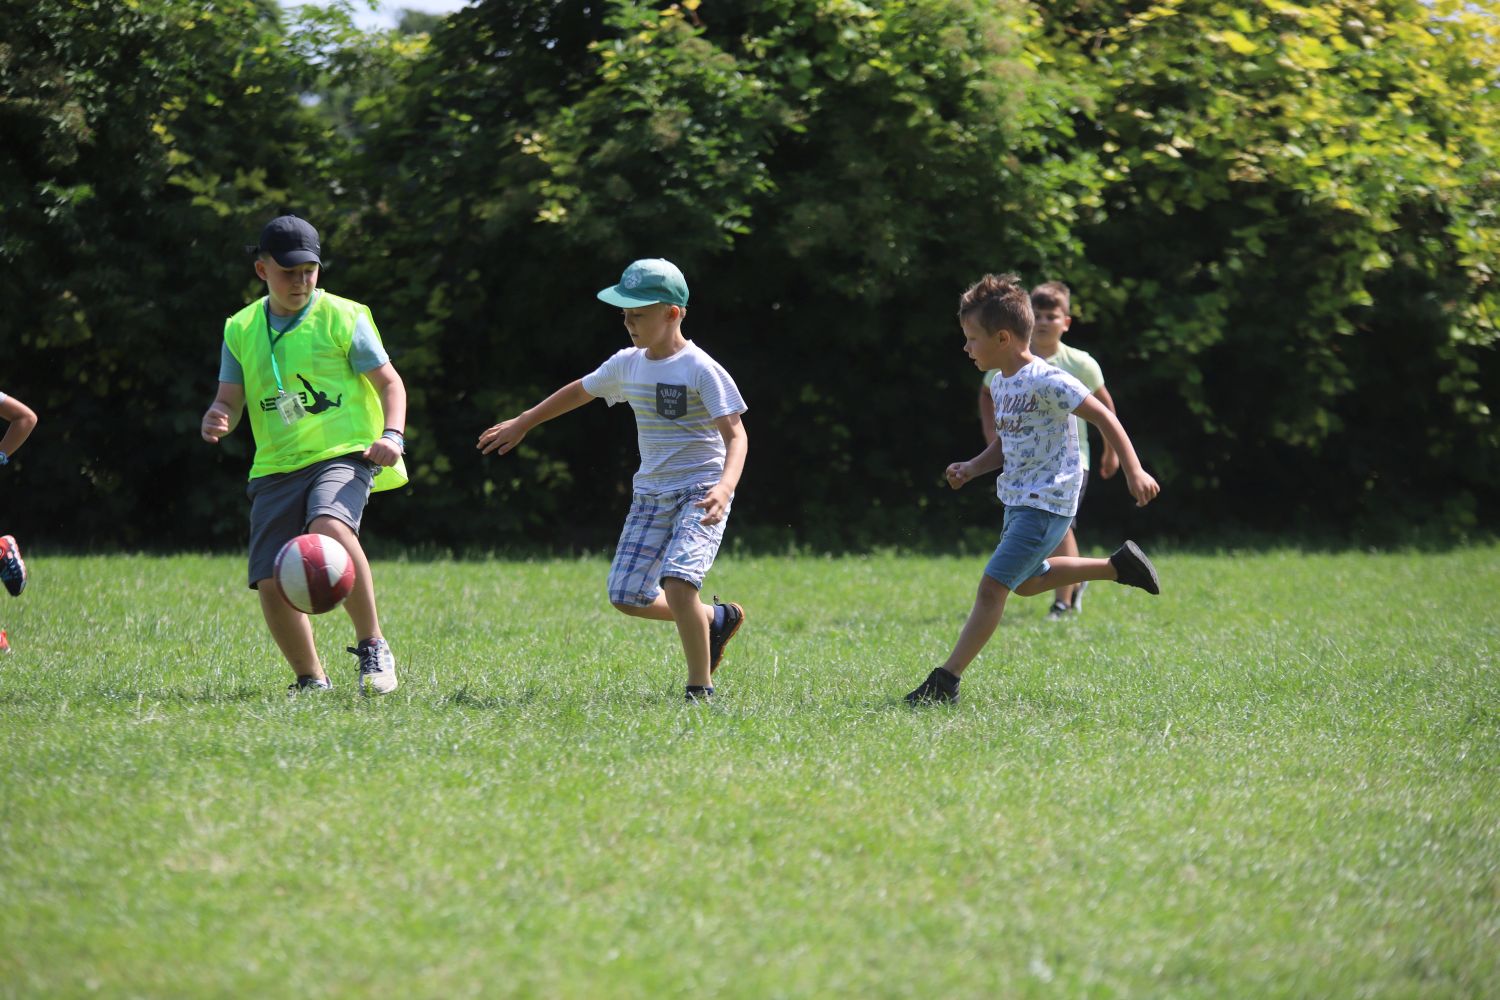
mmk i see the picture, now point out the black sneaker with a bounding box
[905,668,960,704]
[288,675,333,694]
[685,684,715,703]
[707,597,745,675]
[0,535,27,597]
[1045,599,1072,622]
[1110,540,1160,595]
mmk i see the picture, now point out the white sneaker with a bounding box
[347,637,398,694]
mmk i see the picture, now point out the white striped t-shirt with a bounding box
[582,341,747,495]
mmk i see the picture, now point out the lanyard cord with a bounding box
[263,291,317,395]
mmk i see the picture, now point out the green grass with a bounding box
[1,547,1497,998]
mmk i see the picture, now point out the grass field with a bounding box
[1,546,1497,998]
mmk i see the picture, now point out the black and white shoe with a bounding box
[1045,600,1072,622]
[685,684,715,703]
[347,637,399,694]
[0,535,27,597]
[288,675,333,694]
[707,598,745,675]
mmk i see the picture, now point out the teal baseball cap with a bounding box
[597,258,689,308]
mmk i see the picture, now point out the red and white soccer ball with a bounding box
[274,533,355,615]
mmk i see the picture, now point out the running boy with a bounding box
[906,273,1160,704]
[477,258,748,702]
[0,390,38,651]
[200,214,409,694]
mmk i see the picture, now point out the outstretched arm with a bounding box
[200,383,245,444]
[1075,394,1158,507]
[477,379,594,456]
[696,413,747,526]
[944,437,1005,490]
[1093,384,1119,478]
[0,395,38,457]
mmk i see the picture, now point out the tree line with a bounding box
[2,0,1496,551]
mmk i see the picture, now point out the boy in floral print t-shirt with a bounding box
[904,273,1163,705]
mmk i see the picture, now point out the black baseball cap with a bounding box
[246,214,321,266]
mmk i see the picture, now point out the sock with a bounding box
[711,603,726,631]
[934,667,960,691]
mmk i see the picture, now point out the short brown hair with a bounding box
[959,273,1034,341]
[1030,280,1071,315]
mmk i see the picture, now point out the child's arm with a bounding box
[977,383,996,445]
[1093,384,1119,479]
[695,413,747,526]
[0,395,39,459]
[477,379,594,456]
[1074,395,1158,507]
[945,438,1005,490]
[361,362,407,467]
[200,383,245,443]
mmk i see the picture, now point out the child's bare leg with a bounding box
[1015,556,1115,597]
[612,592,713,628]
[309,515,381,641]
[1050,528,1081,606]
[940,575,1010,678]
[662,576,712,687]
[257,582,323,679]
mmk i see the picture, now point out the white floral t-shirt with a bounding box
[989,359,1091,516]
[582,341,747,495]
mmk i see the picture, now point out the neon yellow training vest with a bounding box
[223,291,408,491]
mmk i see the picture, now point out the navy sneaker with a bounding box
[0,535,27,597]
[1109,541,1160,595]
[707,597,745,675]
[347,637,398,694]
[288,675,332,694]
[905,668,960,704]
[685,684,714,703]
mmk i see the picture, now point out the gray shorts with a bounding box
[245,455,375,588]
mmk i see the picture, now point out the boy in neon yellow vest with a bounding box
[200,215,408,694]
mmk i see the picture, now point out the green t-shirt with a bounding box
[985,341,1105,471]
[221,290,407,491]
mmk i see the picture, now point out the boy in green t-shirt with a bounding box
[977,281,1120,619]
[200,215,409,694]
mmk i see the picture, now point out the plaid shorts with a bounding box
[607,484,730,606]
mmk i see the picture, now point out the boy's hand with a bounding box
[363,436,402,467]
[200,406,230,443]
[478,418,526,456]
[695,484,733,526]
[945,461,973,490]
[1127,470,1160,507]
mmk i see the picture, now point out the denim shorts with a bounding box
[607,484,729,606]
[982,504,1075,590]
[245,454,375,588]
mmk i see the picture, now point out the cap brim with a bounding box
[597,286,664,308]
[271,250,321,266]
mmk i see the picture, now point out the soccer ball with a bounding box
[273,533,355,615]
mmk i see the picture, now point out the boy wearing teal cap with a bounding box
[479,259,749,701]
[200,214,409,695]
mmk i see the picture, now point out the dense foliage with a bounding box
[2,0,1495,550]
